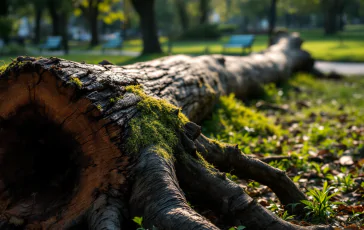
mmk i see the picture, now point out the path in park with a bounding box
[315,61,364,76]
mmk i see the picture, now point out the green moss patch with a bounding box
[125,85,189,158]
[69,77,83,89]
[0,64,8,75]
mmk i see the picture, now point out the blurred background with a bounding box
[0,0,363,65]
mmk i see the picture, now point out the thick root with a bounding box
[195,133,307,208]
[175,154,331,230]
[86,195,126,230]
[129,146,219,230]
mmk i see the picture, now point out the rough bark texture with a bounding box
[0,34,331,230]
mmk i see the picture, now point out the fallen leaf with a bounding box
[339,156,354,166]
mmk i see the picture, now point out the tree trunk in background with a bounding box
[33,7,43,44]
[337,0,346,31]
[199,0,209,24]
[131,0,162,54]
[268,0,277,45]
[176,0,189,33]
[48,1,61,36]
[88,0,101,47]
[61,12,69,54]
[89,9,99,46]
[322,0,339,35]
[47,0,69,53]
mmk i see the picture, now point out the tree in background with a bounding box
[268,0,277,45]
[74,0,124,47]
[74,0,102,46]
[47,0,73,53]
[131,0,162,54]
[321,0,339,34]
[175,0,189,32]
[199,0,210,24]
[32,0,46,44]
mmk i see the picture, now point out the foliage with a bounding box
[74,0,124,25]
[301,181,342,222]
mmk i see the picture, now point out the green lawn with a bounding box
[115,24,364,62]
[202,74,364,227]
[1,25,363,64]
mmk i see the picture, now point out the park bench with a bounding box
[223,35,255,54]
[39,36,62,52]
[102,37,123,53]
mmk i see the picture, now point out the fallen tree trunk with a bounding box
[0,33,330,229]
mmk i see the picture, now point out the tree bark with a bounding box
[131,0,162,54]
[0,34,330,230]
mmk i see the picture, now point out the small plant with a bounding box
[281,210,295,221]
[226,173,239,183]
[269,159,292,171]
[340,174,355,192]
[301,181,343,223]
[133,216,145,230]
[247,181,260,188]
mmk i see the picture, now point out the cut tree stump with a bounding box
[0,33,331,230]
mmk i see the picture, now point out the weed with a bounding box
[301,181,343,222]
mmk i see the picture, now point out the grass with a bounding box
[2,25,363,64]
[203,74,364,227]
[68,25,364,62]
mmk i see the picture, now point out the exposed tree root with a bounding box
[176,153,331,230]
[86,195,126,230]
[194,130,307,208]
[129,146,219,230]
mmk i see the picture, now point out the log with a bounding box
[0,34,330,229]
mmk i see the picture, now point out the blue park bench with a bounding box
[223,35,255,54]
[102,37,123,53]
[39,36,62,52]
